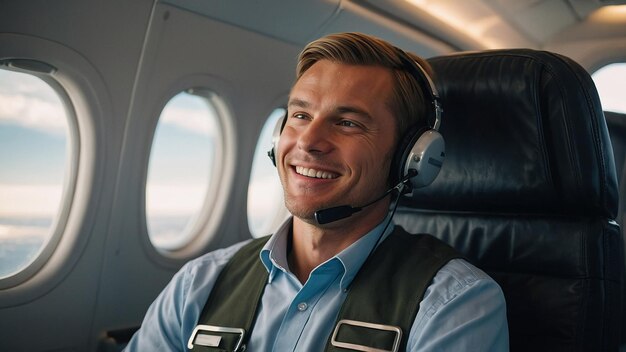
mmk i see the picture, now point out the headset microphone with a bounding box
[314,169,418,225]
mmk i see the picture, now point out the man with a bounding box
[125,32,508,351]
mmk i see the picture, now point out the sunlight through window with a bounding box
[592,62,626,114]
[146,89,219,251]
[0,68,69,279]
[247,108,290,238]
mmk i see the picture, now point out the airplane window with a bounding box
[0,68,70,279]
[146,89,219,251]
[247,108,290,238]
[592,62,626,114]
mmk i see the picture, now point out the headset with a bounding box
[267,49,444,194]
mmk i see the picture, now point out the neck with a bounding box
[288,201,389,284]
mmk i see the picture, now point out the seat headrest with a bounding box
[404,49,618,218]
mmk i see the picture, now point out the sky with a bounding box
[0,70,68,218]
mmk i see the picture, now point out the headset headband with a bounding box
[394,48,443,131]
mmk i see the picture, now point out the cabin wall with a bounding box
[93,4,300,345]
[0,1,455,350]
[0,0,152,351]
[0,0,153,350]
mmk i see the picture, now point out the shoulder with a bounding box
[417,258,506,326]
[124,239,256,351]
[186,239,253,270]
[422,258,502,312]
[415,259,506,327]
[179,239,253,292]
[408,258,509,350]
[436,258,493,287]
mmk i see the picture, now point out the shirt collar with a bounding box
[259,217,293,283]
[259,215,395,289]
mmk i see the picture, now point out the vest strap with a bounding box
[191,227,461,352]
[190,237,270,352]
[325,227,461,351]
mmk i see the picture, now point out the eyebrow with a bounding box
[287,98,373,121]
[336,106,373,121]
[287,98,310,109]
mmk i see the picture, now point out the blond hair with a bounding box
[296,32,434,140]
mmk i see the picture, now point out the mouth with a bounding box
[295,166,339,179]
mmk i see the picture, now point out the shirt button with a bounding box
[297,302,308,311]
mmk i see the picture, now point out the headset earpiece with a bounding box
[392,51,445,191]
[390,124,445,188]
[401,129,445,189]
[267,112,287,166]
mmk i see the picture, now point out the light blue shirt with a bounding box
[125,217,509,351]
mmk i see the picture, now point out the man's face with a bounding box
[277,60,397,224]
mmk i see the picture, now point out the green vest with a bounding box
[188,226,461,352]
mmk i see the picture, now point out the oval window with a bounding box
[146,89,220,251]
[247,108,290,238]
[592,62,626,114]
[0,67,71,279]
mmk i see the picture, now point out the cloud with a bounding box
[0,70,225,137]
[0,70,68,135]
[0,223,49,241]
[0,184,63,217]
[145,184,208,217]
[160,103,219,138]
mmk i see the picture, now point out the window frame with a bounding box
[140,85,236,262]
[0,33,109,306]
[0,61,79,289]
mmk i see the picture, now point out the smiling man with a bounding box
[280,60,398,283]
[126,32,509,351]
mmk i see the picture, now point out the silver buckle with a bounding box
[330,319,402,352]
[187,324,245,351]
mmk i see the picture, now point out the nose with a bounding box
[297,118,333,154]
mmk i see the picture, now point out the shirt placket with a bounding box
[272,260,343,351]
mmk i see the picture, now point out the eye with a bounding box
[286,113,311,127]
[338,120,358,128]
[292,113,309,120]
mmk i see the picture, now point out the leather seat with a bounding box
[395,49,624,351]
[604,110,626,350]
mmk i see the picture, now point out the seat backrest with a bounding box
[604,110,626,348]
[395,49,623,351]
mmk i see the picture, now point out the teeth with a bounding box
[295,166,338,179]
